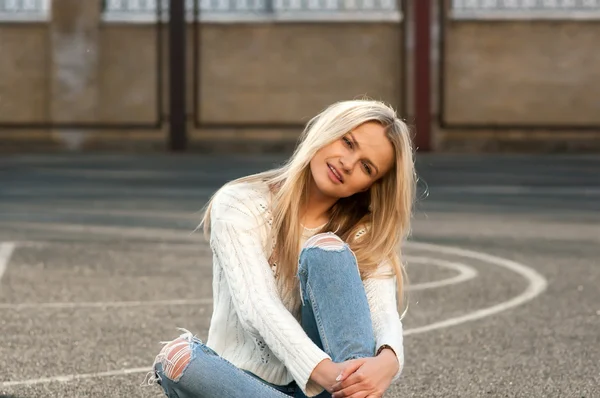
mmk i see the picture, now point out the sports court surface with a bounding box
[0,153,598,397]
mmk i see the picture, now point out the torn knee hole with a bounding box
[303,233,345,250]
[158,337,192,382]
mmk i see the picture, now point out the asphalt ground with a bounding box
[0,153,598,398]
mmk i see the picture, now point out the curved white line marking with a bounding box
[0,256,475,311]
[0,242,16,285]
[0,222,197,241]
[0,298,213,310]
[434,185,600,196]
[1,203,200,221]
[0,367,151,387]
[405,256,478,291]
[2,186,216,197]
[14,240,210,253]
[403,241,548,335]
[0,241,547,387]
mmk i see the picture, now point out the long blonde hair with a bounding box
[201,99,416,313]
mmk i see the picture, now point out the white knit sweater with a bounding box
[204,181,404,397]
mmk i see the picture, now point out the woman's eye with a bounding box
[363,162,372,175]
[342,137,353,148]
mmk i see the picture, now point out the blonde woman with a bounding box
[149,100,415,398]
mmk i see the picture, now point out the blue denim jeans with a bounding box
[153,236,375,397]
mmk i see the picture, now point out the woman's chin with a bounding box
[310,180,334,198]
[309,170,343,200]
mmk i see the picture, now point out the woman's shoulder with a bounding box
[211,179,271,220]
[213,179,270,204]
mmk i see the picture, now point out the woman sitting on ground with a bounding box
[150,99,415,398]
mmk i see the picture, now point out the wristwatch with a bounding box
[376,344,396,357]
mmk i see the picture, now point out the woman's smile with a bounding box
[327,163,344,184]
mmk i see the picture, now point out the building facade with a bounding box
[0,0,599,152]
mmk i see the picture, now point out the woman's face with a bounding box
[309,121,395,200]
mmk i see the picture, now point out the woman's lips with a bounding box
[327,163,343,183]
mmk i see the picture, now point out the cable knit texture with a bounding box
[205,181,405,397]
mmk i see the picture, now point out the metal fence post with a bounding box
[414,0,431,152]
[169,0,187,151]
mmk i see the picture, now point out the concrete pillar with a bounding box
[50,0,101,149]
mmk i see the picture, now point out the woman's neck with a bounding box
[302,178,337,229]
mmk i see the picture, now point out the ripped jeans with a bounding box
[150,233,376,398]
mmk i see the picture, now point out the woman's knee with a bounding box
[155,337,193,383]
[299,232,357,277]
[302,232,345,251]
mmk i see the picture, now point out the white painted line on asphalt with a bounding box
[0,222,198,241]
[0,242,16,285]
[0,367,151,388]
[432,185,600,196]
[12,240,209,254]
[32,167,208,178]
[0,241,547,388]
[405,256,478,291]
[0,298,214,310]
[403,241,548,335]
[2,186,216,197]
[0,203,201,220]
[0,255,472,311]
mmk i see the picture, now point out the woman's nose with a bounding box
[339,158,351,173]
[340,156,357,173]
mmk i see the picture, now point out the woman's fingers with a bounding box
[332,382,363,398]
[336,358,368,382]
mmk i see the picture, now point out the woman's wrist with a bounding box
[376,347,400,375]
[310,358,339,390]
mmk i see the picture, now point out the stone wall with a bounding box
[0,24,50,123]
[442,21,600,127]
[97,23,403,125]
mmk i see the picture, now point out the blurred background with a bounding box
[1,0,600,153]
[1,1,599,397]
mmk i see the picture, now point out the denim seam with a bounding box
[198,344,217,356]
[163,381,181,398]
[306,281,332,355]
[169,385,182,398]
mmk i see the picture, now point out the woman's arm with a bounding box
[363,264,405,381]
[209,189,331,396]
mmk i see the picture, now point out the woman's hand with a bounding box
[330,350,399,398]
[309,358,376,394]
[310,359,349,393]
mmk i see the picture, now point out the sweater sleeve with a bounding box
[363,263,405,382]
[209,193,331,396]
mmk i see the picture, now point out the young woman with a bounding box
[149,99,415,398]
